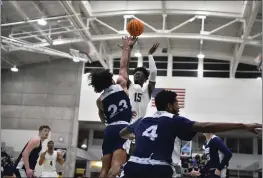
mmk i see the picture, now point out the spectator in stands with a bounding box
[1,147,15,178]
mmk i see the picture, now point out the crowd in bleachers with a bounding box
[1,147,15,178]
[181,154,229,178]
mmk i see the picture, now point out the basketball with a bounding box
[127,19,144,37]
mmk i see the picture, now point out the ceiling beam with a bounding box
[79,0,111,56]
[231,1,261,77]
[8,31,261,52]
[110,48,256,66]
[60,1,108,68]
[90,33,261,46]
[9,1,53,45]
[91,9,243,19]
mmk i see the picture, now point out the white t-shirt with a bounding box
[42,151,57,172]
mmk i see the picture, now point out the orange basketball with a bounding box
[127,19,144,37]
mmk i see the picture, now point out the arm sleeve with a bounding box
[126,118,142,133]
[148,55,157,82]
[213,137,232,171]
[172,116,197,141]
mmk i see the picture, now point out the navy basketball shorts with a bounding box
[123,162,174,178]
[102,124,128,156]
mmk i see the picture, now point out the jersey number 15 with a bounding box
[134,93,142,102]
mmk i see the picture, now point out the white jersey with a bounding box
[42,151,57,172]
[128,82,150,123]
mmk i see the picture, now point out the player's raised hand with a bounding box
[118,36,138,49]
[148,42,160,55]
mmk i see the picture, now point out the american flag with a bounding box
[151,88,186,108]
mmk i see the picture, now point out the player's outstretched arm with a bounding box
[117,37,137,88]
[117,36,137,93]
[96,98,106,123]
[191,122,262,134]
[147,42,159,98]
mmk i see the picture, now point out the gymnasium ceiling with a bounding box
[1,1,262,76]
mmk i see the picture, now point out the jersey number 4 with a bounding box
[134,93,142,102]
[142,125,158,141]
[108,100,128,118]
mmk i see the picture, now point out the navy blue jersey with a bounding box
[204,135,232,171]
[126,111,197,163]
[15,139,42,170]
[101,84,132,124]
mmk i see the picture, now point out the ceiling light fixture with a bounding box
[135,51,142,57]
[197,53,205,59]
[73,56,80,63]
[81,139,87,149]
[11,65,18,72]
[37,18,47,26]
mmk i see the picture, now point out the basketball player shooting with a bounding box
[119,90,262,178]
[39,141,64,177]
[128,42,159,122]
[89,36,137,178]
[14,125,50,178]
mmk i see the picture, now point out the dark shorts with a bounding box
[123,162,174,178]
[102,124,128,155]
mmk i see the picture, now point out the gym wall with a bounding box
[79,74,262,123]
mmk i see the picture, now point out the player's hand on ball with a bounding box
[118,36,138,49]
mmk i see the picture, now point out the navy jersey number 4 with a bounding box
[142,125,158,141]
[126,111,197,162]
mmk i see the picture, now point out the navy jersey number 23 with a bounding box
[101,85,132,124]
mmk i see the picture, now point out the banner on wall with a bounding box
[151,88,186,108]
[54,148,67,160]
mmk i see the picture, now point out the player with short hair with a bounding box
[89,36,137,178]
[119,90,262,178]
[128,42,159,122]
[14,125,51,178]
[39,140,64,177]
[189,133,232,178]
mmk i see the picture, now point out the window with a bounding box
[143,56,168,76]
[238,138,253,154]
[84,61,104,73]
[172,57,198,77]
[235,63,261,79]
[203,59,230,78]
[113,57,137,75]
[258,139,262,155]
[226,138,238,153]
